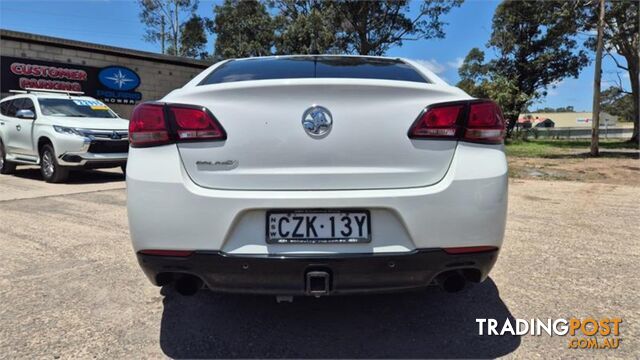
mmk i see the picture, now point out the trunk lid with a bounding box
[169,79,469,190]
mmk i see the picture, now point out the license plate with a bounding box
[266,210,371,244]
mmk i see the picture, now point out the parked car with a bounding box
[0,89,129,182]
[128,55,508,298]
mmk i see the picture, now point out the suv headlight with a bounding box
[53,126,83,136]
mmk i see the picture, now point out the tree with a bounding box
[179,15,209,59]
[590,0,605,156]
[272,0,339,54]
[457,47,490,97]
[601,86,635,122]
[332,0,463,55]
[212,0,461,57]
[457,53,530,123]
[532,107,556,113]
[458,1,590,135]
[555,106,575,113]
[211,0,275,59]
[139,0,199,56]
[530,106,576,113]
[583,0,639,144]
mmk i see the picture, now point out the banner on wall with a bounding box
[0,56,142,105]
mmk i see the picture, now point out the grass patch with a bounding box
[527,139,637,149]
[505,140,560,157]
[505,139,637,158]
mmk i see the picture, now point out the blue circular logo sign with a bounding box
[98,66,140,91]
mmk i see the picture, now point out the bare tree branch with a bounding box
[605,51,629,71]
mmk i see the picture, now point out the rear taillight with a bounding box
[465,101,505,143]
[408,100,505,144]
[129,104,169,146]
[410,104,464,138]
[129,103,226,147]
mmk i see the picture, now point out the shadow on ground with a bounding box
[11,167,124,184]
[159,279,520,359]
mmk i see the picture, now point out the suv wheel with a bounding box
[40,144,69,183]
[0,139,17,175]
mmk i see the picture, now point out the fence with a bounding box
[518,127,633,139]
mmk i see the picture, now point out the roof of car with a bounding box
[230,54,405,62]
[1,92,92,101]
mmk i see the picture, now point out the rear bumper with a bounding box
[137,248,499,295]
[127,143,508,255]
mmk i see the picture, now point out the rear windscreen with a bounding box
[199,57,429,85]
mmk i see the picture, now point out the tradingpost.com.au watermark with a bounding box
[476,318,623,350]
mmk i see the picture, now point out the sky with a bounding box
[0,0,632,112]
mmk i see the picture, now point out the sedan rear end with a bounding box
[126,56,508,297]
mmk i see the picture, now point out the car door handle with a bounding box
[0,121,4,126]
[16,124,21,131]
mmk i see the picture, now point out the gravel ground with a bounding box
[0,168,638,358]
[508,150,639,185]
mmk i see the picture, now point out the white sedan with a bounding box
[127,55,508,298]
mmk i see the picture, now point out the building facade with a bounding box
[0,29,211,119]
[518,112,620,128]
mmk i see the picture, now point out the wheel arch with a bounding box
[0,121,10,150]
[37,136,54,154]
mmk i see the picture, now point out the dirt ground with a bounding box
[0,166,638,358]
[508,150,639,185]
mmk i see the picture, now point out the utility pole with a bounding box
[161,15,165,54]
[174,0,180,56]
[590,0,605,157]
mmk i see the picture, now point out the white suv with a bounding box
[128,56,508,297]
[0,90,129,182]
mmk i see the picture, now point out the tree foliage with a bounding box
[457,51,530,123]
[601,86,635,122]
[138,0,199,56]
[531,106,576,113]
[583,0,638,142]
[211,0,275,59]
[212,0,462,57]
[458,1,589,134]
[457,47,491,98]
[331,0,463,55]
[179,15,210,59]
[272,1,339,54]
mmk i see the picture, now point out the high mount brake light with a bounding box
[408,100,505,144]
[129,103,227,147]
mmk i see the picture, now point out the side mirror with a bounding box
[16,109,36,120]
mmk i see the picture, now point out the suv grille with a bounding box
[88,140,129,154]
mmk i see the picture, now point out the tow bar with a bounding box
[306,270,331,297]
[276,269,332,302]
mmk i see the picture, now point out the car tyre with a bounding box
[40,144,69,183]
[0,139,17,175]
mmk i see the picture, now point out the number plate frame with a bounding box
[265,209,372,244]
